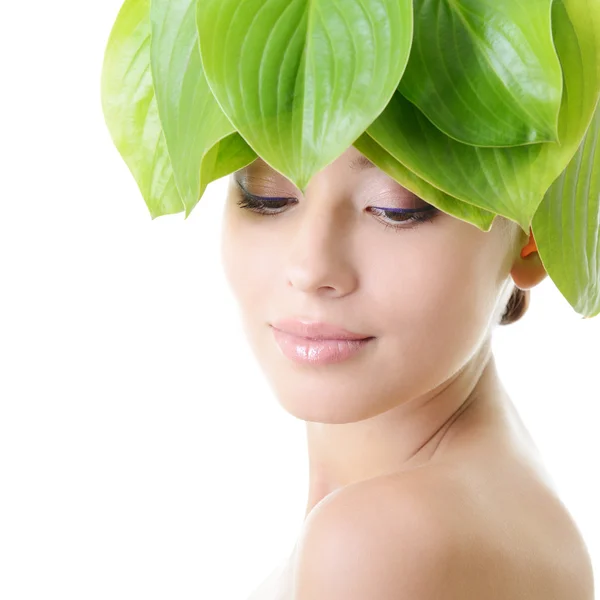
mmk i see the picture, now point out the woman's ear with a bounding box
[510,227,548,290]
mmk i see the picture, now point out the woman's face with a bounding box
[221,146,525,423]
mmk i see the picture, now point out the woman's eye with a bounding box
[234,182,439,231]
[236,190,295,214]
[369,205,440,229]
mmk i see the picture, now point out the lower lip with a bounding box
[271,327,375,365]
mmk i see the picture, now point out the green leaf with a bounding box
[196,0,414,193]
[532,101,600,318]
[352,133,497,231]
[150,0,252,218]
[399,0,562,147]
[366,0,600,233]
[197,132,258,193]
[209,133,258,183]
[101,0,184,219]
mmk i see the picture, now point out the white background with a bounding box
[0,1,598,598]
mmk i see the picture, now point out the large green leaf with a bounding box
[399,0,562,147]
[353,133,497,231]
[532,101,600,318]
[196,0,414,194]
[366,0,600,233]
[150,0,254,218]
[101,0,184,219]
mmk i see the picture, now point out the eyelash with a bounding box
[235,188,439,232]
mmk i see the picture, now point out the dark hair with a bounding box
[499,286,530,325]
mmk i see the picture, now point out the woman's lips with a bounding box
[271,327,375,365]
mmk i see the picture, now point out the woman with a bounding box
[221,145,594,599]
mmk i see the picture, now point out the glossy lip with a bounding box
[271,328,375,365]
[270,318,374,341]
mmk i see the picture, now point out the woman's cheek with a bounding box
[221,219,251,302]
[221,227,272,312]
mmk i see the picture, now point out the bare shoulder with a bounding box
[293,468,460,599]
[293,462,594,600]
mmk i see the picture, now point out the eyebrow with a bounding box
[348,155,376,172]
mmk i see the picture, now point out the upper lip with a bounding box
[271,319,373,340]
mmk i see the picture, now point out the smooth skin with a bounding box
[221,146,594,599]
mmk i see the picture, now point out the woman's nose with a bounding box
[283,201,357,295]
